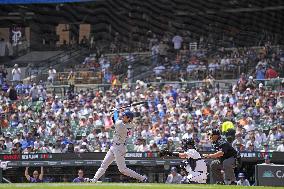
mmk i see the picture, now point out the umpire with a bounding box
[203,129,237,185]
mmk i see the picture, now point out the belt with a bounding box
[115,143,126,146]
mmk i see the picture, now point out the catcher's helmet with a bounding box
[181,138,195,151]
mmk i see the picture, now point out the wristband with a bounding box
[172,152,179,157]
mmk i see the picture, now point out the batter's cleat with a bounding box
[89,177,98,183]
[142,177,149,183]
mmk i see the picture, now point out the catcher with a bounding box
[160,138,208,184]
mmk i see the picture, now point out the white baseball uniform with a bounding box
[93,120,146,182]
[185,149,208,183]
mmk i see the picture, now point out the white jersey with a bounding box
[112,120,133,144]
[185,149,207,173]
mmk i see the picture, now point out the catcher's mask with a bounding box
[181,138,195,151]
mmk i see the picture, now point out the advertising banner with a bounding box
[256,164,284,186]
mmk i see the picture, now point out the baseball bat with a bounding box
[110,101,148,112]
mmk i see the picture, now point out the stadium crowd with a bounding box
[79,32,284,85]
[0,30,283,155]
[0,71,284,154]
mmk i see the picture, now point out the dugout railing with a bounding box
[0,151,283,184]
[45,78,284,97]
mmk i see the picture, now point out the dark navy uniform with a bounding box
[210,129,237,184]
[212,138,237,162]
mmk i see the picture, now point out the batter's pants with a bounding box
[94,144,145,181]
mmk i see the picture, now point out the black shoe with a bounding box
[142,177,149,183]
[216,181,225,185]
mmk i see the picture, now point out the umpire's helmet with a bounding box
[181,138,195,151]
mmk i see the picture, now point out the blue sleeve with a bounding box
[113,110,119,124]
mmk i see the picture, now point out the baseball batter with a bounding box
[91,111,147,183]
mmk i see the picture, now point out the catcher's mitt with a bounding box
[159,148,171,158]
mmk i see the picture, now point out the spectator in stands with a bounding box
[80,36,88,47]
[29,83,39,102]
[237,73,247,92]
[64,143,75,153]
[37,141,51,153]
[0,113,8,129]
[165,167,182,184]
[4,134,13,150]
[151,42,159,65]
[7,85,17,101]
[172,33,183,53]
[267,127,281,141]
[137,138,150,152]
[149,142,160,152]
[48,66,57,84]
[153,64,165,76]
[255,64,266,81]
[11,64,21,83]
[246,76,257,89]
[262,155,272,165]
[265,65,278,79]
[73,169,87,182]
[38,87,47,101]
[67,70,75,93]
[232,133,245,150]
[276,94,284,109]
[187,62,198,76]
[148,32,158,51]
[78,142,89,153]
[236,173,250,186]
[276,138,284,152]
[25,167,44,183]
[23,145,34,154]
[0,66,8,85]
[0,137,7,153]
[166,139,175,152]
[52,139,63,153]
[221,118,235,134]
[11,142,22,154]
[158,41,169,62]
[254,129,267,145]
[134,138,143,152]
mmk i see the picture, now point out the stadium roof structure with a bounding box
[0,0,94,4]
[0,0,283,46]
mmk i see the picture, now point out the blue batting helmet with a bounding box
[122,111,134,120]
[238,173,245,178]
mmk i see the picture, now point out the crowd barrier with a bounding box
[1,151,283,167]
[46,78,284,96]
[0,152,283,184]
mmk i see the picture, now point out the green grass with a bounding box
[0,183,283,189]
